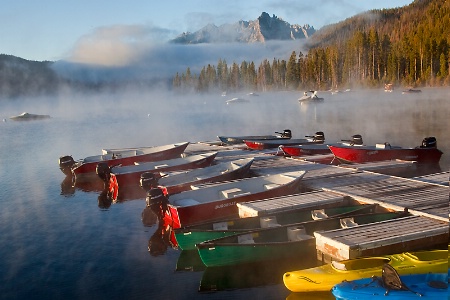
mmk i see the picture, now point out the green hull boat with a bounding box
[197,211,409,267]
[175,203,379,250]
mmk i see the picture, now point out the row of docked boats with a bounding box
[58,134,447,298]
[218,130,443,164]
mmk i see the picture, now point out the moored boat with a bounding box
[328,136,443,164]
[283,247,448,293]
[280,144,331,156]
[331,264,448,300]
[298,91,325,103]
[175,203,379,250]
[159,171,307,228]
[10,112,51,121]
[196,211,408,267]
[244,131,325,150]
[59,142,189,177]
[218,129,292,145]
[279,134,364,157]
[108,152,218,188]
[145,157,254,195]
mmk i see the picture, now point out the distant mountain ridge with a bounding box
[171,12,315,44]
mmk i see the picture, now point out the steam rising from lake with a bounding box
[2,87,449,169]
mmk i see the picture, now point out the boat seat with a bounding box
[173,198,200,207]
[264,183,280,190]
[311,209,329,220]
[212,222,228,230]
[221,188,247,198]
[238,233,255,244]
[259,216,281,228]
[287,226,312,241]
[331,260,347,270]
[154,164,169,169]
[376,143,391,149]
[340,217,358,228]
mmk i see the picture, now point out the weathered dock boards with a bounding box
[237,191,353,218]
[303,172,448,220]
[413,171,449,187]
[314,215,448,261]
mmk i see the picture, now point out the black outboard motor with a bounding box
[146,187,169,222]
[314,131,325,142]
[140,172,159,192]
[59,155,75,176]
[351,134,363,145]
[282,129,292,138]
[421,137,437,148]
[96,162,111,183]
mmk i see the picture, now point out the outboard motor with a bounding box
[314,131,325,142]
[59,155,75,176]
[421,137,437,148]
[351,134,363,145]
[96,162,111,183]
[140,172,159,192]
[146,187,169,222]
[282,129,292,138]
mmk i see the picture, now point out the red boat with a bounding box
[244,131,325,150]
[59,142,189,179]
[280,144,331,156]
[328,137,443,164]
[158,171,306,228]
[110,152,218,188]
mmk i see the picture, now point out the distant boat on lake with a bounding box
[9,112,50,121]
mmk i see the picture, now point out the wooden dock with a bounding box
[185,142,449,261]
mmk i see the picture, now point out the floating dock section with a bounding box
[314,215,448,262]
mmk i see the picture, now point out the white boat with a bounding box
[298,91,324,103]
[9,112,50,121]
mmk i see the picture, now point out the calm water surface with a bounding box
[1,88,448,300]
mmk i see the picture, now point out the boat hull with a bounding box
[113,152,217,188]
[280,144,331,156]
[162,158,254,195]
[218,135,290,145]
[245,139,323,150]
[165,171,306,228]
[71,142,189,181]
[175,204,378,250]
[196,211,405,267]
[198,236,317,267]
[332,272,448,300]
[328,145,443,164]
[283,249,448,292]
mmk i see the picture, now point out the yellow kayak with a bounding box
[283,247,448,293]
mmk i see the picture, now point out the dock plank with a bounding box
[314,215,448,260]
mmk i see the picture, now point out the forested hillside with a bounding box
[173,0,450,92]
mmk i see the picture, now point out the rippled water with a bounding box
[1,88,448,300]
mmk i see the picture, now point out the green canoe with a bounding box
[175,203,379,250]
[196,211,409,267]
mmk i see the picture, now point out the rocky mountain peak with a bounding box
[171,12,315,44]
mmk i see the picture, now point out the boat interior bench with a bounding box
[287,226,313,241]
[221,188,250,198]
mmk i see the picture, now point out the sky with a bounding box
[1,0,413,64]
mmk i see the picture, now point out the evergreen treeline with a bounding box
[173,0,450,92]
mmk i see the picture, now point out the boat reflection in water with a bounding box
[199,254,319,292]
[60,176,75,196]
[147,221,177,257]
[175,250,206,272]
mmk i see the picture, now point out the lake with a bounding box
[1,88,448,300]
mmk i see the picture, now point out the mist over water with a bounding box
[0,87,448,300]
